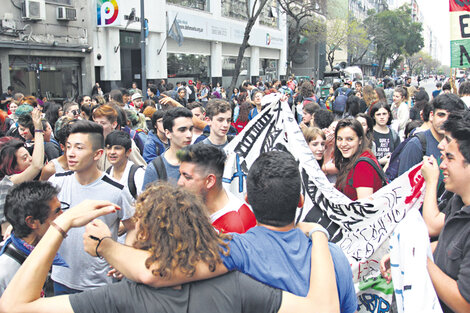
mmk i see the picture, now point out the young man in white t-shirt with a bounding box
[105,130,145,199]
[48,120,135,295]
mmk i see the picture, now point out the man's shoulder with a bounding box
[101,173,125,190]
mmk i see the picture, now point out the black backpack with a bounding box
[106,164,143,199]
[385,132,427,182]
[151,155,168,182]
[348,157,389,188]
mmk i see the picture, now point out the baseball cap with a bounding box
[131,93,143,101]
[188,80,193,85]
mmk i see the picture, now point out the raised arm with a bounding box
[10,108,44,184]
[0,200,118,313]
[279,227,340,313]
[159,95,206,130]
[421,155,445,237]
[83,219,228,288]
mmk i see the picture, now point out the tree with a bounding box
[228,0,270,98]
[347,20,370,66]
[365,4,424,77]
[324,19,366,70]
[278,0,327,76]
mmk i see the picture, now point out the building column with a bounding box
[0,51,10,92]
[210,41,222,86]
[250,46,260,84]
[95,27,121,91]
[147,32,166,80]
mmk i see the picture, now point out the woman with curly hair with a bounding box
[0,182,338,313]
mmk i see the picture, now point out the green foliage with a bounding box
[364,4,424,76]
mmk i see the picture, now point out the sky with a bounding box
[416,0,450,65]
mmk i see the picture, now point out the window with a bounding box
[167,53,210,79]
[222,0,248,20]
[222,57,250,77]
[259,0,278,28]
[167,0,209,11]
[259,59,278,81]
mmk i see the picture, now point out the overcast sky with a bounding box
[417,0,450,65]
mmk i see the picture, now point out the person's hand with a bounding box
[421,155,439,183]
[280,93,288,103]
[380,254,392,284]
[54,200,119,230]
[108,266,123,280]
[83,219,112,257]
[159,94,179,107]
[31,107,43,130]
[323,126,335,145]
[378,154,391,165]
[296,222,323,236]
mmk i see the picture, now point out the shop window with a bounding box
[167,53,210,79]
[167,0,209,11]
[259,59,278,81]
[222,57,250,77]
[259,0,278,28]
[222,0,248,20]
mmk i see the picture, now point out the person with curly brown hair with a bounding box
[0,183,339,313]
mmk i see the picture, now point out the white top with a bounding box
[107,160,145,197]
[48,171,134,290]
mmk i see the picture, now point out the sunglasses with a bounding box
[70,110,80,115]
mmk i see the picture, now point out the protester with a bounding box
[83,151,357,313]
[142,107,193,188]
[177,144,256,233]
[0,183,339,313]
[334,118,385,200]
[302,127,326,168]
[0,181,63,295]
[47,120,135,295]
[370,102,400,166]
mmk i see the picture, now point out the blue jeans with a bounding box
[53,281,81,295]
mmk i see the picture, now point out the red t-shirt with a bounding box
[211,191,257,234]
[339,151,383,201]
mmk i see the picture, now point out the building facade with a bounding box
[0,0,93,101]
[1,0,287,97]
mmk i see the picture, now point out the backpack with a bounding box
[151,155,168,182]
[347,157,389,188]
[385,132,427,182]
[332,88,349,115]
[302,96,318,106]
[106,164,143,199]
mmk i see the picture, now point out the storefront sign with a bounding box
[97,0,121,27]
[450,0,470,67]
[167,11,284,49]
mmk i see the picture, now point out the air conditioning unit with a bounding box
[22,0,45,20]
[57,7,77,21]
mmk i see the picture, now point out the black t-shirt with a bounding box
[373,129,400,160]
[434,195,470,312]
[69,271,282,313]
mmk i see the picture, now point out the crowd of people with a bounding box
[0,73,468,313]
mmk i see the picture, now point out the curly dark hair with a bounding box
[133,183,230,279]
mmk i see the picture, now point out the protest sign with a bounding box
[223,94,428,312]
[450,0,470,67]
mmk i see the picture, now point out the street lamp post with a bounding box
[140,0,147,100]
